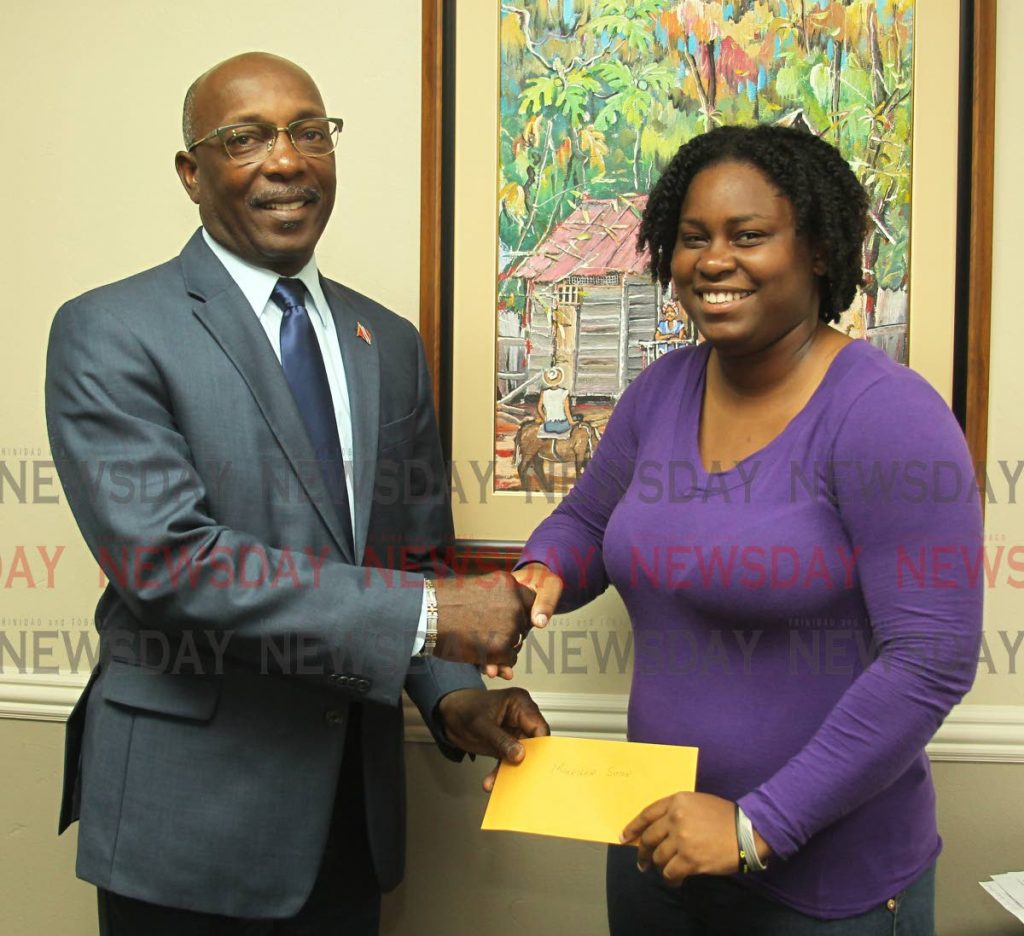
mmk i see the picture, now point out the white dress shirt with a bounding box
[202,230,427,652]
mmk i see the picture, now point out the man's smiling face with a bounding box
[175,53,337,275]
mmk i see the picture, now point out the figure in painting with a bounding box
[654,301,689,346]
[536,366,574,434]
[514,366,600,491]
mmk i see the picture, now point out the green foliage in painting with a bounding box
[498,0,915,310]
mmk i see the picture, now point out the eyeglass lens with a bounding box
[222,119,340,161]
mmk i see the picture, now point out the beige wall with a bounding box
[1,0,1021,934]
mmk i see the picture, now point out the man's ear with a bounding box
[175,151,201,205]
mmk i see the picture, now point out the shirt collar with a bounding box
[201,228,330,327]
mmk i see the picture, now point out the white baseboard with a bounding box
[0,673,86,723]
[1,672,1021,763]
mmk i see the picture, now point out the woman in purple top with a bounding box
[514,126,982,934]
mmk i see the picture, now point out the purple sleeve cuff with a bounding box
[516,526,609,612]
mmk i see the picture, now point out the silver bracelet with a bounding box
[735,804,768,873]
[420,579,438,656]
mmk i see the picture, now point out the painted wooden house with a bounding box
[509,195,662,399]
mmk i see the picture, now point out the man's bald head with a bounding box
[174,51,337,276]
[182,52,321,146]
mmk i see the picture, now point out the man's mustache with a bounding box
[249,187,322,209]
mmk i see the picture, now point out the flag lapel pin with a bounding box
[356,322,372,346]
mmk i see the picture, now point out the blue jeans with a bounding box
[606,845,935,935]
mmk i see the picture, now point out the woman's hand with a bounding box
[620,792,771,885]
[511,562,563,627]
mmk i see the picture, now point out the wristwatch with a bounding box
[420,579,439,656]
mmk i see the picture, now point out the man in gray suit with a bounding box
[46,51,547,934]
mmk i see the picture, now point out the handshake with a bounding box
[430,563,563,678]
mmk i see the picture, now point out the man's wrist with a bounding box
[420,579,439,656]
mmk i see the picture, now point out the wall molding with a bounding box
[1,672,1021,764]
[0,673,87,723]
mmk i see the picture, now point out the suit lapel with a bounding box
[321,278,379,565]
[179,231,355,563]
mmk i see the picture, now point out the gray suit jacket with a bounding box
[45,230,482,918]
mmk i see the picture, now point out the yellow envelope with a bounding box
[481,736,699,844]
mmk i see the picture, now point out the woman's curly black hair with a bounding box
[637,124,869,324]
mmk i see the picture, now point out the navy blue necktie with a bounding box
[271,278,353,554]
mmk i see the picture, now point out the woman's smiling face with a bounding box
[670,159,826,356]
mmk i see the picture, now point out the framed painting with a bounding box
[420,0,995,559]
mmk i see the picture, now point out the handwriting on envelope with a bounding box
[482,736,699,844]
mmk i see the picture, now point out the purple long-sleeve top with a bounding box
[519,340,983,918]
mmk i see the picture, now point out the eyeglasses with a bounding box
[187,117,344,165]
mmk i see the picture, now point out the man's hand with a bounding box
[619,792,773,885]
[472,562,566,681]
[441,563,563,681]
[433,571,533,672]
[437,687,550,791]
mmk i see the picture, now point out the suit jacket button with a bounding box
[357,679,370,693]
[325,710,345,727]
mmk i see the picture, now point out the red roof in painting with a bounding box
[511,195,650,283]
